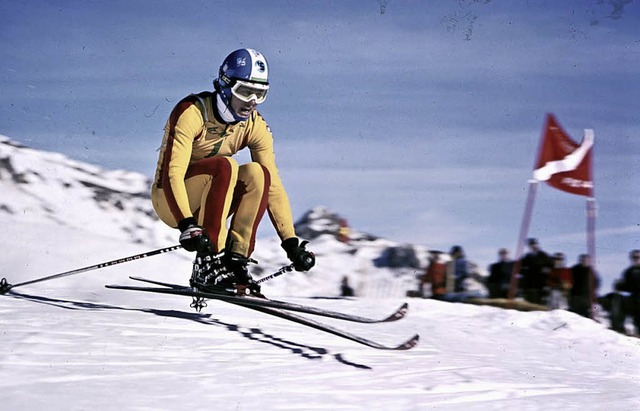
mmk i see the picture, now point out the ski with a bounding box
[107,278,409,324]
[106,279,418,351]
[236,305,419,350]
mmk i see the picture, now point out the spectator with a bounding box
[599,280,628,333]
[421,251,447,299]
[547,252,572,310]
[447,245,469,293]
[487,248,513,299]
[340,275,355,297]
[519,238,553,305]
[617,249,640,334]
[568,254,599,318]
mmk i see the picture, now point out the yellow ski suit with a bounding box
[151,92,296,257]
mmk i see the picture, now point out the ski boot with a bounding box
[225,253,264,298]
[189,251,236,294]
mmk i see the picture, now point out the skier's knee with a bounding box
[239,162,269,182]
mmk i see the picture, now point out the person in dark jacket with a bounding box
[487,248,513,299]
[519,238,553,305]
[568,254,599,318]
[340,275,355,297]
[618,249,640,334]
[599,280,628,333]
[448,245,469,293]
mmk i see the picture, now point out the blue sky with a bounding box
[1,0,639,291]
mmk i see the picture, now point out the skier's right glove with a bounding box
[281,238,316,272]
[178,217,212,254]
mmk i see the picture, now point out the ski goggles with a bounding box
[231,80,269,104]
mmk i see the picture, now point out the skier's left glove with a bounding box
[281,238,315,272]
[178,217,212,254]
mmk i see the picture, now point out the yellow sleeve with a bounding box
[161,102,205,223]
[248,114,296,241]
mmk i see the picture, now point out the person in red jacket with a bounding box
[422,251,447,299]
[151,49,315,296]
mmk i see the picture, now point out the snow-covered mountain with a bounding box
[0,136,174,246]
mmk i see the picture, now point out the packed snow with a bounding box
[1,137,639,410]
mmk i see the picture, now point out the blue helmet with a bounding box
[214,49,269,121]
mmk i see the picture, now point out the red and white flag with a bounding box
[532,113,594,197]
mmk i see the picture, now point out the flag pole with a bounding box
[508,179,539,300]
[585,129,596,318]
[509,113,550,301]
[586,199,597,272]
[586,197,597,318]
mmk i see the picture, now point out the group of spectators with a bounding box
[420,245,485,303]
[486,238,598,318]
[421,240,640,336]
[489,241,640,335]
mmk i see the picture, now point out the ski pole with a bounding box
[257,264,295,284]
[0,244,183,294]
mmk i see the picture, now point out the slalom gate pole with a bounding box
[586,197,597,319]
[257,264,295,284]
[0,245,183,294]
[508,180,538,300]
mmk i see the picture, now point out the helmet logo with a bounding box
[255,61,266,72]
[236,57,247,67]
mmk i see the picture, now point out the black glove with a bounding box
[178,217,212,254]
[281,238,315,271]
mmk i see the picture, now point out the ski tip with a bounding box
[394,334,420,350]
[382,302,410,322]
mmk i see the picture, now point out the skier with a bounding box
[151,48,315,296]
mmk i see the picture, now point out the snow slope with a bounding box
[2,238,639,411]
[1,136,640,410]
